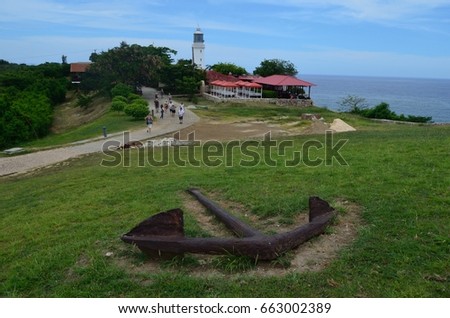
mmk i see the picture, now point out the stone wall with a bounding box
[203,93,314,107]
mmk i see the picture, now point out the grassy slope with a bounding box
[0,102,448,297]
[20,94,145,149]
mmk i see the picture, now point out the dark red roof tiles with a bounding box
[70,62,91,73]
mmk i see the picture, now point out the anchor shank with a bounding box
[187,188,262,238]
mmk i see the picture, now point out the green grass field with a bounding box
[0,102,448,297]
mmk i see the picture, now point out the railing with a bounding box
[203,93,313,107]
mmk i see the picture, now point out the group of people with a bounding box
[145,93,185,134]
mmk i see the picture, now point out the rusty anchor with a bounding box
[121,188,336,260]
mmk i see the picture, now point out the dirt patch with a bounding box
[113,196,363,277]
[300,120,330,135]
[169,117,354,142]
[174,120,289,141]
[51,94,110,133]
[181,192,232,238]
[283,199,361,273]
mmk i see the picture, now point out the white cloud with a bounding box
[1,0,449,78]
[229,0,450,25]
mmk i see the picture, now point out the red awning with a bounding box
[245,82,262,88]
[211,80,238,87]
[234,80,262,88]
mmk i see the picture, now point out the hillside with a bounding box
[51,92,110,134]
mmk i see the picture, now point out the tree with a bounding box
[161,59,205,95]
[175,76,201,102]
[111,83,133,98]
[338,95,369,113]
[253,59,298,76]
[86,42,177,94]
[0,62,68,148]
[210,62,247,76]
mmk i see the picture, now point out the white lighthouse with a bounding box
[192,27,205,69]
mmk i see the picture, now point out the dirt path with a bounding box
[0,87,199,177]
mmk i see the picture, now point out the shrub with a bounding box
[363,102,394,119]
[76,94,93,109]
[110,100,127,112]
[355,102,432,123]
[124,100,148,119]
[405,115,432,123]
[111,83,132,98]
[112,96,128,104]
[0,92,53,148]
[127,93,142,101]
[262,90,277,98]
[133,98,148,107]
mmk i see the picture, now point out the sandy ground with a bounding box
[174,120,289,141]
[171,117,356,141]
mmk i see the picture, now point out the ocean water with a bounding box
[302,75,450,123]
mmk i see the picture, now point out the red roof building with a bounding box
[70,62,91,73]
[206,70,239,83]
[254,75,315,99]
[206,71,315,100]
[70,62,91,84]
[254,74,315,87]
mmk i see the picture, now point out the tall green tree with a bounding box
[209,62,248,76]
[0,91,53,147]
[85,42,177,94]
[253,59,298,76]
[0,62,68,148]
[161,59,205,96]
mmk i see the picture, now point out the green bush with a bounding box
[124,100,148,119]
[110,100,127,112]
[363,102,393,119]
[112,96,128,104]
[132,98,148,107]
[76,94,93,109]
[262,90,277,98]
[0,91,53,148]
[357,102,432,123]
[127,93,142,101]
[111,83,132,98]
[0,62,69,148]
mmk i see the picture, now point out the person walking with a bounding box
[178,103,185,124]
[169,102,176,117]
[160,104,164,119]
[145,113,153,133]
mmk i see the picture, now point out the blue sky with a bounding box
[1,0,450,78]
